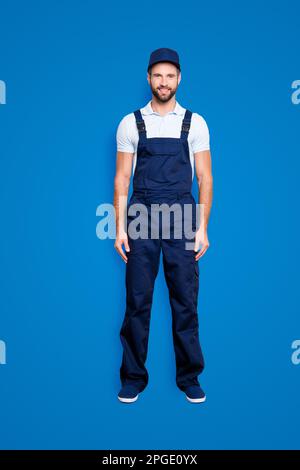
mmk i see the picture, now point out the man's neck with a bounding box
[150,97,176,116]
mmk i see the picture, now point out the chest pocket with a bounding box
[143,139,182,157]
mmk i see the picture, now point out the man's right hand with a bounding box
[114,233,130,263]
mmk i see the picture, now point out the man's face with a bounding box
[147,62,181,103]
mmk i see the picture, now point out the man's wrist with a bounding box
[116,228,127,239]
[198,222,208,233]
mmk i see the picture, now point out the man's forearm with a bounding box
[198,175,213,230]
[113,176,130,236]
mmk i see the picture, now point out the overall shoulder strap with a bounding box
[180,109,192,139]
[133,110,147,139]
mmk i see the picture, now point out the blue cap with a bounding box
[148,48,181,71]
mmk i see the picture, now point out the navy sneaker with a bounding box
[184,385,206,403]
[118,384,139,403]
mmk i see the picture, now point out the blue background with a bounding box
[1,0,299,450]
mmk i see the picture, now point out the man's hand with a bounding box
[194,226,210,261]
[114,232,130,263]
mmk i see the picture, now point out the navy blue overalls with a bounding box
[119,108,205,392]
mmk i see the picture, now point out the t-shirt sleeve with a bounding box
[191,113,210,153]
[116,115,135,153]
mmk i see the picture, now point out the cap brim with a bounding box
[148,60,180,71]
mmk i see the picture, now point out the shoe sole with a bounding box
[186,395,206,403]
[118,395,139,403]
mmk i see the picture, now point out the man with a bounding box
[114,48,213,404]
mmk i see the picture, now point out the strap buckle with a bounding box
[136,121,146,132]
[181,122,190,133]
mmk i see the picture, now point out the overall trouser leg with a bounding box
[119,237,160,392]
[161,236,205,391]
